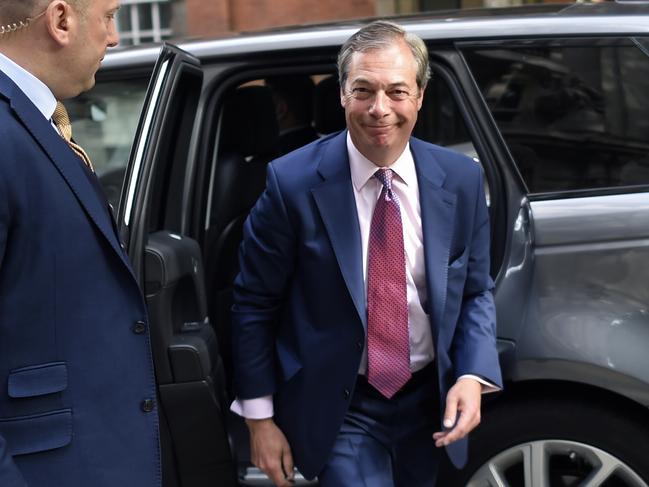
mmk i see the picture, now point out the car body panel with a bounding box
[68,3,649,484]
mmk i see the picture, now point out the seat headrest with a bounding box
[313,76,346,135]
[221,85,279,158]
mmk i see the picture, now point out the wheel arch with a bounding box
[498,351,649,409]
[439,378,649,485]
[491,376,649,417]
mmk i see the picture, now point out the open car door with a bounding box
[116,43,235,487]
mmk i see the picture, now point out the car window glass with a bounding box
[462,39,649,195]
[415,72,474,155]
[415,72,486,204]
[67,78,149,208]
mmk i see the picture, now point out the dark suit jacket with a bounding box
[0,70,160,486]
[232,130,502,479]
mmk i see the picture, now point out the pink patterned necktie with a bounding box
[367,168,411,399]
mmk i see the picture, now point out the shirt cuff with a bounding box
[458,374,501,394]
[230,396,274,419]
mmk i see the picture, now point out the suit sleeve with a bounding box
[0,171,28,486]
[231,163,297,400]
[0,168,8,270]
[0,437,27,487]
[450,168,503,388]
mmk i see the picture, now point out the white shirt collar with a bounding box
[347,131,417,191]
[0,52,57,120]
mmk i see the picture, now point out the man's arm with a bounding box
[232,163,297,398]
[246,418,294,487]
[0,170,9,270]
[434,168,502,447]
[450,168,502,384]
[230,396,274,419]
[0,436,27,487]
[433,377,499,447]
[231,163,297,486]
[231,397,294,486]
[433,377,482,447]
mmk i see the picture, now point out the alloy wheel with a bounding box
[467,439,648,487]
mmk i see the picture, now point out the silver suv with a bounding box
[68,3,649,486]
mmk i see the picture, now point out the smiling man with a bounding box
[0,1,160,486]
[232,20,502,487]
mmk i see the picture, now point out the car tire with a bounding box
[438,394,649,487]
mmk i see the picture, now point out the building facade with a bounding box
[115,0,573,46]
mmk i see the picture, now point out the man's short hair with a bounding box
[266,75,315,124]
[337,20,431,93]
[0,0,89,26]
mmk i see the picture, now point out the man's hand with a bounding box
[246,417,295,486]
[433,377,482,447]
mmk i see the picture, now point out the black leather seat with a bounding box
[205,85,280,388]
[313,75,346,135]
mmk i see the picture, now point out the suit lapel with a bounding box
[411,138,457,347]
[3,73,131,273]
[311,131,367,330]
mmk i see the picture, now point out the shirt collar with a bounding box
[0,52,57,120]
[347,131,417,191]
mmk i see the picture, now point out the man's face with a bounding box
[68,0,119,95]
[340,39,424,166]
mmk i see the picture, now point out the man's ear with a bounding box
[416,82,426,111]
[44,1,74,46]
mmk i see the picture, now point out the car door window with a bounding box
[462,38,649,196]
[415,69,476,158]
[67,77,149,208]
[415,67,490,208]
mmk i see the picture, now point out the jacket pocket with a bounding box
[8,362,68,398]
[0,409,72,456]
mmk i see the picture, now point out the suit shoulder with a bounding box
[272,132,339,168]
[268,131,342,187]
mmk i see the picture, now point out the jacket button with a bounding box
[343,389,350,400]
[356,341,363,351]
[133,321,146,334]
[141,398,155,413]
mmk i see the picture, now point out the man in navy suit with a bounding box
[0,1,160,486]
[232,20,502,486]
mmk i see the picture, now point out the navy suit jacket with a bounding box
[0,71,160,486]
[232,130,502,479]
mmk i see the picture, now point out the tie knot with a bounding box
[374,168,394,191]
[53,101,72,142]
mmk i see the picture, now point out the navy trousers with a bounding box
[318,365,441,487]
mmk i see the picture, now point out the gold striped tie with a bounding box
[52,101,94,172]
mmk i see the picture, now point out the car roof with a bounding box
[101,2,649,70]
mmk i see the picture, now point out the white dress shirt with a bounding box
[0,53,57,122]
[348,132,434,375]
[232,133,496,419]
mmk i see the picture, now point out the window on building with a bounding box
[116,0,173,46]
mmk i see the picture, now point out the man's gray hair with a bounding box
[337,20,431,92]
